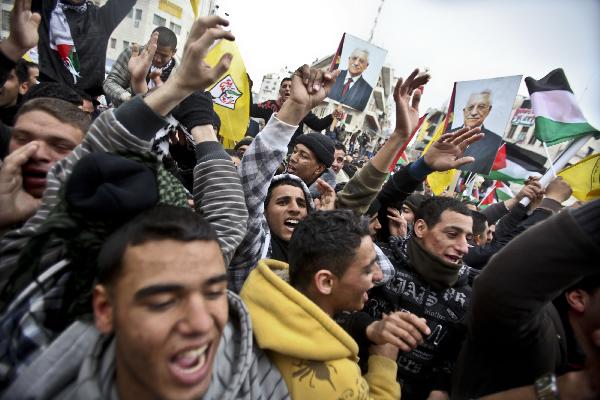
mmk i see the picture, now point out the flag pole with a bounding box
[520,134,594,206]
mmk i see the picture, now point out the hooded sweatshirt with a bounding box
[240,259,399,400]
[1,292,289,400]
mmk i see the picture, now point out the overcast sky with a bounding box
[215,0,600,128]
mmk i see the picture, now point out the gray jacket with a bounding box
[2,292,289,400]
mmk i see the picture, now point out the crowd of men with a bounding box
[0,1,598,399]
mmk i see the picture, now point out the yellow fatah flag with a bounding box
[190,0,201,17]
[423,119,458,195]
[205,40,250,146]
[558,153,600,201]
[416,119,431,143]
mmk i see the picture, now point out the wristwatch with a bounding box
[534,372,559,400]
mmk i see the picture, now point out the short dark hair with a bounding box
[280,77,291,87]
[471,211,488,238]
[16,97,90,134]
[22,82,83,106]
[334,141,346,153]
[289,210,370,290]
[97,205,219,285]
[265,176,308,209]
[152,26,177,49]
[415,196,472,228]
[14,60,33,83]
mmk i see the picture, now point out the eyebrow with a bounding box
[445,226,473,235]
[362,256,378,271]
[134,274,228,301]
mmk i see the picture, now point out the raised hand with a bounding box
[544,176,573,203]
[128,32,158,94]
[292,65,340,111]
[0,0,41,62]
[144,16,235,116]
[424,127,483,172]
[387,207,408,238]
[168,16,235,95]
[314,178,336,211]
[0,142,42,230]
[393,68,431,140]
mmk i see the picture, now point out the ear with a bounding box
[93,284,115,334]
[18,82,29,95]
[565,289,588,313]
[413,219,427,239]
[315,164,325,176]
[313,269,335,296]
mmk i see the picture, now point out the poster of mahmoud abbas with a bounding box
[328,33,388,112]
[448,75,522,175]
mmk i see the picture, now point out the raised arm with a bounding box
[470,199,600,336]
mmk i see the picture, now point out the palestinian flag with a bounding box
[487,141,547,183]
[478,181,513,208]
[479,184,498,208]
[495,181,513,201]
[525,68,599,146]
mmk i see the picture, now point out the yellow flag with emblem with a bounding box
[204,39,250,146]
[558,153,600,201]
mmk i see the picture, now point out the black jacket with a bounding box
[451,200,600,398]
[33,0,135,97]
[0,49,15,159]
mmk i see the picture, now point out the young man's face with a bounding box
[473,221,490,246]
[278,80,291,104]
[287,144,324,185]
[331,149,345,174]
[414,210,473,265]
[400,204,416,225]
[0,69,20,108]
[9,110,84,198]
[153,45,176,69]
[331,235,381,312]
[367,213,381,239]
[27,66,39,87]
[266,184,308,241]
[94,239,228,400]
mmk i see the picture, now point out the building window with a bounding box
[345,114,353,124]
[123,40,130,50]
[527,133,537,145]
[2,10,10,31]
[506,124,517,139]
[110,38,116,49]
[153,14,166,27]
[135,9,143,20]
[169,22,181,35]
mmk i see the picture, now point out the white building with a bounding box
[0,0,14,41]
[255,70,285,104]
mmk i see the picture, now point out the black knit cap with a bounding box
[234,136,253,151]
[295,132,335,168]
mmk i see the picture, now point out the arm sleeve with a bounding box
[335,162,389,215]
[363,355,401,400]
[227,115,298,292]
[0,96,167,289]
[470,199,600,338]
[481,201,509,225]
[103,47,134,106]
[192,142,248,266]
[249,102,273,121]
[97,0,136,33]
[302,111,333,132]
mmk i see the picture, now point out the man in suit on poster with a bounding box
[454,90,504,174]
[329,48,373,111]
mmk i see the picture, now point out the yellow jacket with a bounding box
[240,259,400,400]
